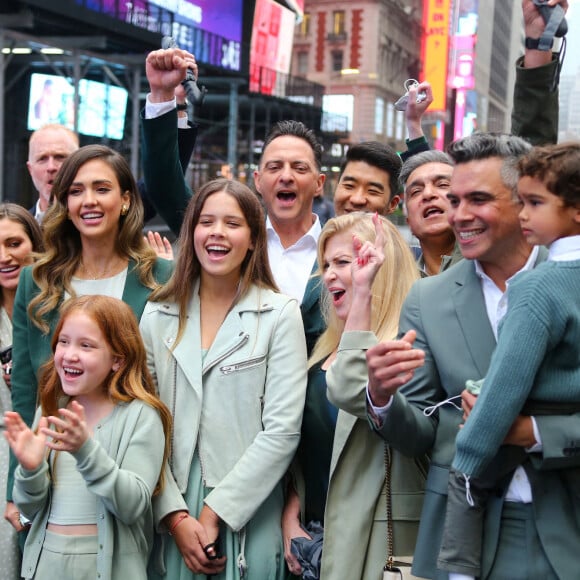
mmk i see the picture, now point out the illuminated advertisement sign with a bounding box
[149,0,242,42]
[78,0,243,71]
[421,0,451,112]
[451,34,475,90]
[450,1,479,140]
[249,0,296,95]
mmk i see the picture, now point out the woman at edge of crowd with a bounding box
[6,145,173,532]
[283,212,429,579]
[0,204,43,577]
[141,178,308,579]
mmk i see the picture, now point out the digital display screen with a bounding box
[249,0,295,94]
[28,73,129,140]
[78,0,243,71]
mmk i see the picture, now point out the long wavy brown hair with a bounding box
[38,295,172,495]
[152,178,278,347]
[29,145,160,333]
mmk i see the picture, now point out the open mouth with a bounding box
[81,212,104,221]
[206,244,230,257]
[63,366,83,377]
[277,191,297,203]
[457,229,484,241]
[0,265,18,274]
[423,206,444,219]
[329,288,346,304]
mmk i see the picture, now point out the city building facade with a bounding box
[292,0,524,153]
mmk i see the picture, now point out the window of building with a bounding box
[386,103,394,138]
[375,97,385,135]
[322,94,354,131]
[300,12,311,36]
[332,11,346,35]
[331,50,344,72]
[396,110,404,141]
[297,52,309,76]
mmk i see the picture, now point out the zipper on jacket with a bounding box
[220,355,266,375]
[202,333,250,374]
[198,333,249,483]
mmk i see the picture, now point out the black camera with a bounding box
[0,345,12,365]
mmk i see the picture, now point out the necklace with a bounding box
[80,257,124,280]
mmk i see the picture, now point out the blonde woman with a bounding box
[283,212,428,579]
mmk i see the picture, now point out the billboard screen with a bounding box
[28,73,128,140]
[249,0,296,95]
[78,0,243,71]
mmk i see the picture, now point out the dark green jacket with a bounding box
[512,55,560,145]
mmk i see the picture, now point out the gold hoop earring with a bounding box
[121,204,128,216]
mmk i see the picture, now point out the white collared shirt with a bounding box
[548,234,580,261]
[34,199,45,224]
[266,215,320,304]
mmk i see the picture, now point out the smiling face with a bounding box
[0,218,34,293]
[447,158,526,268]
[254,135,325,236]
[194,191,254,285]
[334,161,398,216]
[27,127,79,211]
[55,311,119,404]
[405,161,453,241]
[518,175,580,246]
[322,230,354,321]
[66,159,130,245]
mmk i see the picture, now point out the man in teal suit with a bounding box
[366,131,580,579]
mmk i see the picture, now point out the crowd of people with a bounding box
[1,0,578,579]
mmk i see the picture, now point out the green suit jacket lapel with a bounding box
[452,262,496,379]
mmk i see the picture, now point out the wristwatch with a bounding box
[525,36,552,50]
[176,101,188,111]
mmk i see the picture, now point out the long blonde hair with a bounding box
[309,212,419,368]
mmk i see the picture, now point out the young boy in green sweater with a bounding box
[437,142,580,579]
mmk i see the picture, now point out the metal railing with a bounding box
[249,65,325,107]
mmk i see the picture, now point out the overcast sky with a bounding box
[562,0,580,76]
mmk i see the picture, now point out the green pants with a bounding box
[32,530,97,580]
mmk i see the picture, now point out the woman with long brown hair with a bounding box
[7,145,172,523]
[142,178,308,579]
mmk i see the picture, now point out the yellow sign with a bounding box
[421,0,451,112]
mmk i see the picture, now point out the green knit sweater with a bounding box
[453,259,580,477]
